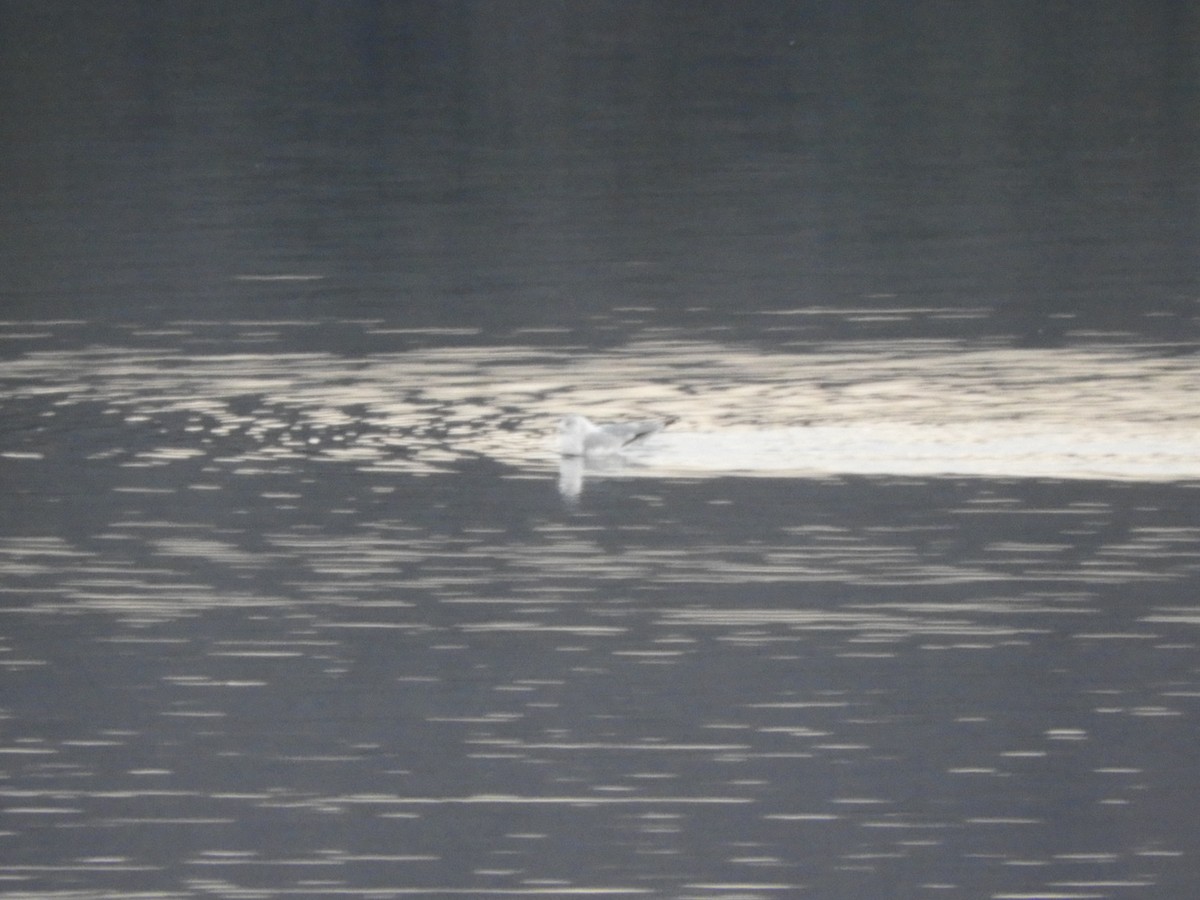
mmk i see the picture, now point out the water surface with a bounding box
[2,3,1200,898]
[3,320,1200,899]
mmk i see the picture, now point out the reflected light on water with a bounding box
[3,330,1197,499]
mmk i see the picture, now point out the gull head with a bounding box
[558,414,599,457]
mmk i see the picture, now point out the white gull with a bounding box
[557,414,672,458]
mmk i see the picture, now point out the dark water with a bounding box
[2,4,1200,899]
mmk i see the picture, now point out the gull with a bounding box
[558,414,672,458]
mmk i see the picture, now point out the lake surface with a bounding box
[2,4,1199,899]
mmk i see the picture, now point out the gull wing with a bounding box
[586,418,668,453]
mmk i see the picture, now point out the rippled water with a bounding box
[2,319,1199,898]
[4,319,1197,483]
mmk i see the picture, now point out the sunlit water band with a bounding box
[3,330,1197,490]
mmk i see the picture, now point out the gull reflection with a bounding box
[558,452,649,502]
[557,454,585,501]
